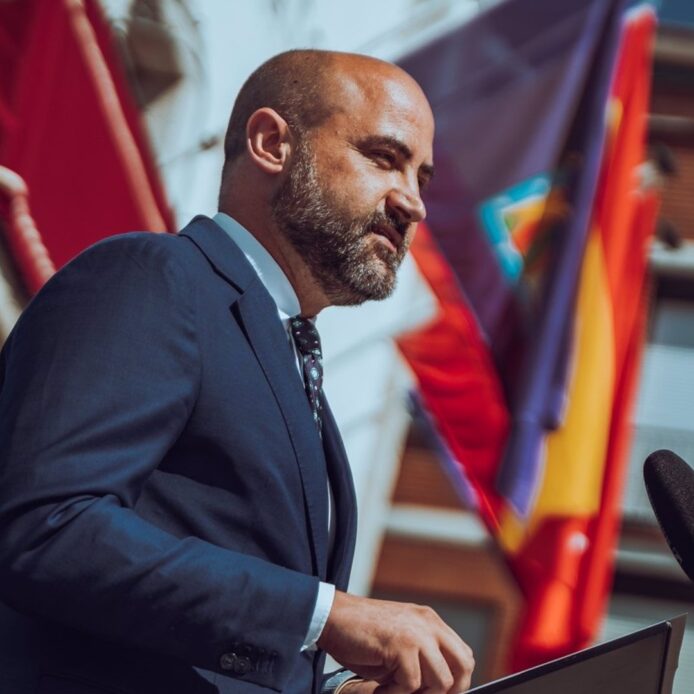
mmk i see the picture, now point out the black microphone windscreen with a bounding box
[643,449,694,582]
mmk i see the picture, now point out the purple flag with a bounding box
[400,0,627,514]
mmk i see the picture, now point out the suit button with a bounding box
[220,652,252,675]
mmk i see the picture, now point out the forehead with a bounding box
[322,67,435,162]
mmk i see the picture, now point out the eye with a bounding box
[372,150,398,168]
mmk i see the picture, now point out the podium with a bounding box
[469,615,686,693]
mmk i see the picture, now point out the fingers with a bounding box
[374,651,422,694]
[373,635,470,694]
[438,626,475,692]
[411,606,474,693]
[319,592,475,693]
[419,643,456,692]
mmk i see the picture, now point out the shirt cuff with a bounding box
[302,581,335,651]
[324,670,362,693]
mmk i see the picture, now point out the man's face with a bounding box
[271,67,435,306]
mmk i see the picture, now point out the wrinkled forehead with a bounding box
[323,63,435,162]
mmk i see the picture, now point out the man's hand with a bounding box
[337,679,379,693]
[318,591,475,693]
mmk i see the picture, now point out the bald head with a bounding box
[223,50,331,164]
[220,49,429,170]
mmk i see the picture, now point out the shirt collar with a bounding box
[213,212,301,322]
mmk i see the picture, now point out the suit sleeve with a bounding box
[0,235,318,691]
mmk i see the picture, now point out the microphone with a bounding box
[643,449,694,582]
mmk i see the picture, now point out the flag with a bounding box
[398,0,657,669]
[0,0,173,283]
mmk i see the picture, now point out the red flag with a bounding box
[0,0,173,283]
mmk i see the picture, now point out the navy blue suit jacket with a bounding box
[0,216,357,693]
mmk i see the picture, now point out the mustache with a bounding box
[363,211,409,239]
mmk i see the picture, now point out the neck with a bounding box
[219,204,330,317]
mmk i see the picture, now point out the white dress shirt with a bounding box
[213,212,335,651]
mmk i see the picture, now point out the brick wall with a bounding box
[660,144,694,240]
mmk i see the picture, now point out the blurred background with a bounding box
[1,0,694,690]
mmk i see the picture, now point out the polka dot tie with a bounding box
[290,316,324,431]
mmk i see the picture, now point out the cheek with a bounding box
[322,162,389,212]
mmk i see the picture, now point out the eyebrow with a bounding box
[355,135,435,183]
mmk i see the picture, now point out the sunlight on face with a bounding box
[272,64,435,306]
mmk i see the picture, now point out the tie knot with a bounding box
[290,316,322,360]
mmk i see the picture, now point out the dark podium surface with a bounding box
[469,615,687,694]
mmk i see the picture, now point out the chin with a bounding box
[328,267,398,306]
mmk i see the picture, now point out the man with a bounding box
[0,50,474,693]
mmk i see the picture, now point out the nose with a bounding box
[386,184,426,225]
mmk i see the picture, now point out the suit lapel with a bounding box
[321,400,357,590]
[235,288,329,577]
[180,216,329,578]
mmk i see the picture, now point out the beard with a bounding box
[271,140,410,306]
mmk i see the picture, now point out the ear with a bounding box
[245,108,292,175]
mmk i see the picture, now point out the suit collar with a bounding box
[212,212,301,319]
[179,215,258,293]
